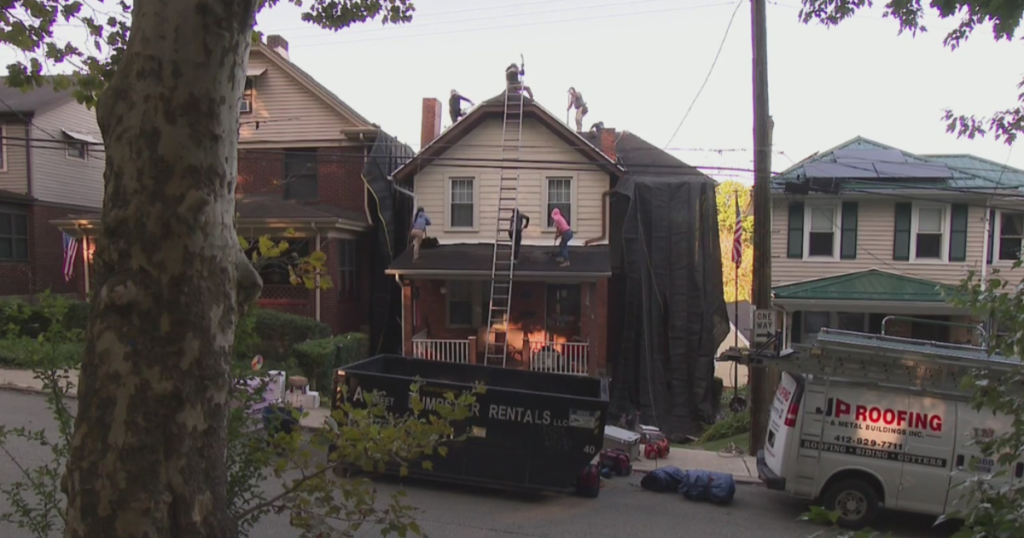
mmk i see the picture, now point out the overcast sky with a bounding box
[5,0,1021,182]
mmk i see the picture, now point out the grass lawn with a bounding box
[688,432,749,454]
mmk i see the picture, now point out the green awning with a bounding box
[773,269,953,303]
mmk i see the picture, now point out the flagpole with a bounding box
[733,193,741,392]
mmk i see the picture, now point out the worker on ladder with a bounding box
[449,89,474,124]
[567,87,588,133]
[505,60,534,100]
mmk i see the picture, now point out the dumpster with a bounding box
[332,355,609,496]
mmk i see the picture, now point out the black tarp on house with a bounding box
[605,132,730,440]
[362,130,415,355]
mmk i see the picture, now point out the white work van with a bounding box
[746,328,1023,529]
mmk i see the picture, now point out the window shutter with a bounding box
[893,203,912,261]
[787,203,804,259]
[987,209,996,264]
[949,204,969,262]
[840,202,858,260]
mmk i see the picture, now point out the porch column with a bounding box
[314,228,321,322]
[81,233,91,295]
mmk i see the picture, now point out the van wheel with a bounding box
[822,479,880,530]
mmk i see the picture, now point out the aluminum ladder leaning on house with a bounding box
[484,85,526,367]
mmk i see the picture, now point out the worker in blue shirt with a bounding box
[411,207,431,262]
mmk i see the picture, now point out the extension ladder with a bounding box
[721,328,1020,398]
[484,86,526,367]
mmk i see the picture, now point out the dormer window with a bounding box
[240,77,254,114]
[62,129,98,161]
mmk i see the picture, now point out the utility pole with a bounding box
[748,0,774,456]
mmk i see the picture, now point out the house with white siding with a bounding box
[387,94,625,375]
[771,136,1024,346]
[0,80,102,296]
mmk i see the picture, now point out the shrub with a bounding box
[0,339,84,368]
[697,407,751,444]
[292,333,369,393]
[253,309,329,364]
[0,296,90,339]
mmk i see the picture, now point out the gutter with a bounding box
[384,269,611,279]
[584,190,613,246]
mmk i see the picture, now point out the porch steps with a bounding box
[484,87,526,367]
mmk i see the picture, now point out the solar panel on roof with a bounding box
[804,162,879,178]
[833,148,907,163]
[873,162,952,178]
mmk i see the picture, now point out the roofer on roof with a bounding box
[505,61,534,100]
[449,89,474,124]
[567,87,588,133]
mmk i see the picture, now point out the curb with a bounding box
[0,382,78,399]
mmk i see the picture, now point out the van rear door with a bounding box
[765,371,803,476]
[945,404,1015,516]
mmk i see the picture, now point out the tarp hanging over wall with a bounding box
[609,173,730,440]
[362,130,415,355]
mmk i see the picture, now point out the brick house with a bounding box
[53,35,413,335]
[0,80,102,297]
[388,93,626,376]
[771,136,1024,345]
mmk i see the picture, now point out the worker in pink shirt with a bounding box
[551,208,572,268]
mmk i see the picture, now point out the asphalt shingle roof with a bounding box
[0,78,74,114]
[388,244,610,277]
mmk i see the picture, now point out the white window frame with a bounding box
[240,76,255,114]
[444,175,479,232]
[65,136,88,161]
[910,203,949,263]
[445,280,482,328]
[0,124,6,172]
[541,174,577,232]
[994,209,1024,264]
[803,203,841,260]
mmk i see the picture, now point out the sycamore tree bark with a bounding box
[63,1,263,537]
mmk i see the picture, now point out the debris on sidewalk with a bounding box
[603,425,641,460]
[640,466,737,505]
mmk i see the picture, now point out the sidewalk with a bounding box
[0,368,330,430]
[631,448,761,485]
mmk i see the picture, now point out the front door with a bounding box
[545,284,581,341]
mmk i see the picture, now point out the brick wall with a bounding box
[237,148,367,217]
[0,202,89,298]
[320,236,372,335]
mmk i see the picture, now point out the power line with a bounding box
[663,0,744,149]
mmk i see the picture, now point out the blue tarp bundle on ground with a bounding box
[639,466,737,505]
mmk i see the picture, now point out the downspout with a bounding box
[980,199,992,346]
[312,222,321,323]
[584,190,613,246]
[360,133,373,225]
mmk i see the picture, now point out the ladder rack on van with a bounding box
[721,328,1020,396]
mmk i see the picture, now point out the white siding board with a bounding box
[0,121,29,194]
[29,102,104,207]
[771,198,1024,288]
[238,50,359,145]
[412,117,610,243]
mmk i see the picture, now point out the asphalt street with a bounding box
[0,390,959,538]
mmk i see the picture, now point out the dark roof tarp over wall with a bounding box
[363,130,416,355]
[609,164,730,440]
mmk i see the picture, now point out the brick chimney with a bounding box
[421,98,442,149]
[598,127,617,162]
[267,35,289,60]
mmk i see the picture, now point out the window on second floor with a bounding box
[806,205,838,258]
[893,202,967,263]
[786,202,858,260]
[997,211,1024,262]
[448,177,475,229]
[240,77,254,114]
[913,205,946,260]
[0,206,29,261]
[283,149,318,201]
[546,177,572,228]
[66,137,87,161]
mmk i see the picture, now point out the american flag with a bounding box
[731,195,743,266]
[62,232,78,282]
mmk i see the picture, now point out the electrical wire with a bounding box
[663,0,744,149]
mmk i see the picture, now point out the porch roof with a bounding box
[51,195,371,235]
[773,269,953,303]
[387,243,611,279]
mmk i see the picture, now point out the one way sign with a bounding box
[753,308,777,344]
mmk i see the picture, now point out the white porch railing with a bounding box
[527,341,589,376]
[412,339,471,364]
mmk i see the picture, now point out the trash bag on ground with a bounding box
[678,470,736,505]
[640,466,686,493]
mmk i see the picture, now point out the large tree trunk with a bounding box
[63,1,262,536]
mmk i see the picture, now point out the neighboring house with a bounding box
[0,79,103,297]
[716,300,751,387]
[771,136,1024,346]
[387,94,625,376]
[53,35,413,335]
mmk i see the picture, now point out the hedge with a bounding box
[292,332,369,393]
[252,309,330,364]
[0,338,84,368]
[0,298,90,338]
